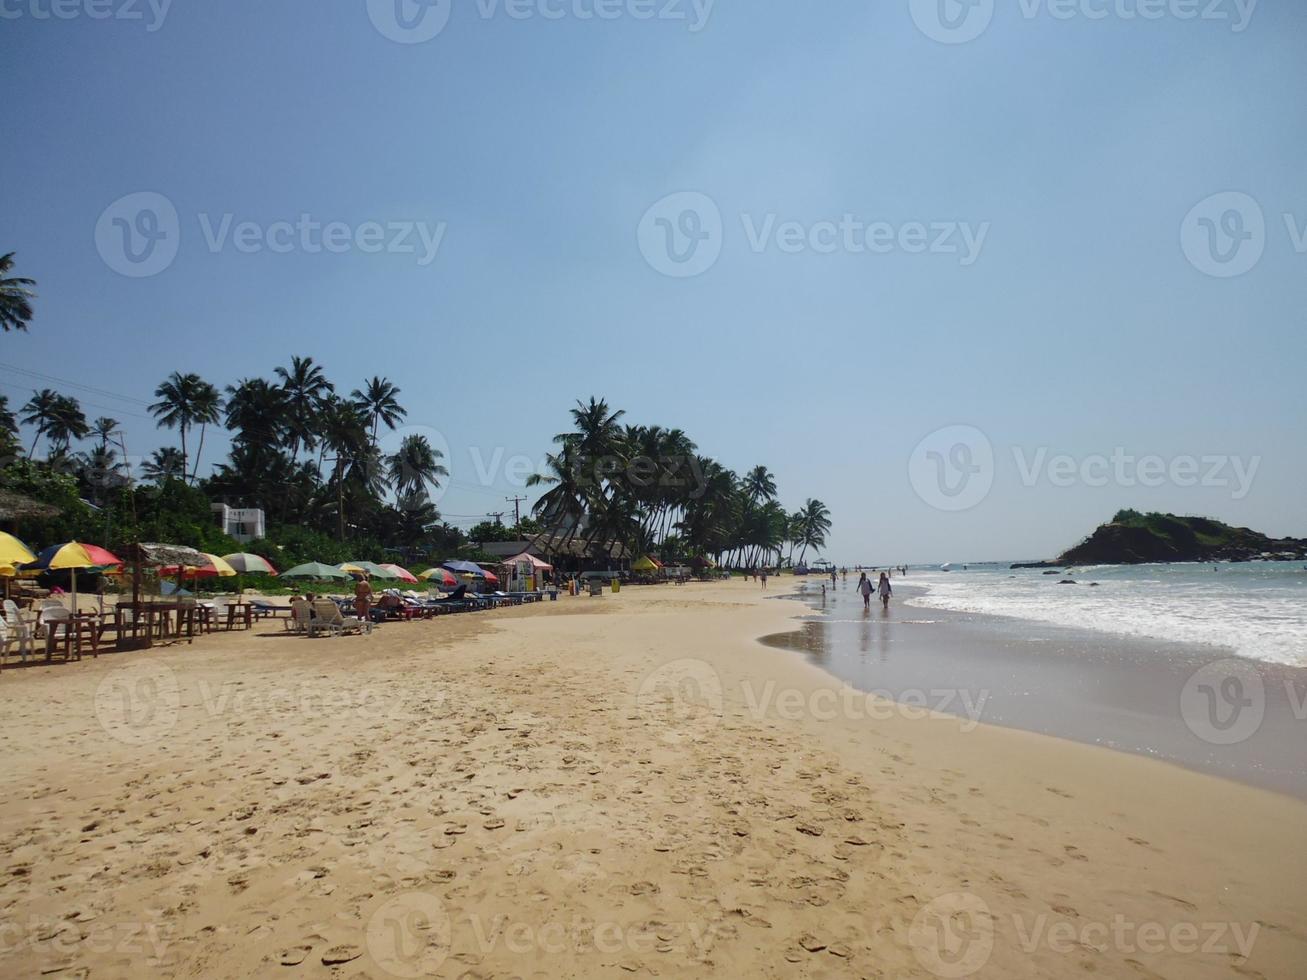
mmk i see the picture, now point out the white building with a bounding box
[212,504,266,543]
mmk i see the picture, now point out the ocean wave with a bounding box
[909,567,1307,667]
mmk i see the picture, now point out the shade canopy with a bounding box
[632,555,662,572]
[339,560,398,579]
[222,553,278,575]
[418,567,458,587]
[503,552,553,571]
[26,542,122,572]
[380,563,418,583]
[161,553,237,578]
[282,562,352,580]
[0,532,36,566]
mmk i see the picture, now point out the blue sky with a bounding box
[2,0,1304,563]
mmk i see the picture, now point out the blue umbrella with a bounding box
[441,560,487,577]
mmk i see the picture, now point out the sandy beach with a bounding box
[1,580,1304,978]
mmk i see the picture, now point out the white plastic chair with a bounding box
[0,610,35,664]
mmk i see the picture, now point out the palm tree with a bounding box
[743,465,777,502]
[274,356,334,462]
[91,417,119,452]
[0,253,36,333]
[225,377,288,447]
[150,372,202,476]
[187,380,223,483]
[0,395,20,458]
[351,376,406,445]
[387,433,447,499]
[45,395,89,456]
[795,498,833,563]
[20,388,60,456]
[141,447,187,484]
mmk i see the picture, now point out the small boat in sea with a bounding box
[940,563,952,572]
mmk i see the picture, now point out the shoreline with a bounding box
[759,579,1307,800]
[1,581,1304,977]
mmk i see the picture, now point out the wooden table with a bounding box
[44,612,100,662]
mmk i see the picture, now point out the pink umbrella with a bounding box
[380,563,418,583]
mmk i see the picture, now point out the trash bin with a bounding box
[589,580,603,597]
[611,578,620,594]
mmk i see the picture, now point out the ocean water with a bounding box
[907,561,1307,667]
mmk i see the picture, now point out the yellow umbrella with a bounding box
[0,532,35,566]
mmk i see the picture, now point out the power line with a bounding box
[0,361,153,407]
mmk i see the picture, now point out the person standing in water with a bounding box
[857,572,873,609]
[831,568,838,589]
[878,571,893,609]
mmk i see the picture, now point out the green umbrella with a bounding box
[339,560,399,580]
[281,562,352,581]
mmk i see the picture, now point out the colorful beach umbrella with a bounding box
[380,563,418,583]
[0,532,36,567]
[441,559,496,582]
[222,553,278,575]
[24,542,123,616]
[418,567,458,587]
[160,553,238,578]
[340,560,398,580]
[282,562,351,581]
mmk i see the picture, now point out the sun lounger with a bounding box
[308,600,369,637]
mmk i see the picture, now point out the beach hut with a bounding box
[501,552,552,591]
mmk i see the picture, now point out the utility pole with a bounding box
[486,511,506,527]
[506,495,527,526]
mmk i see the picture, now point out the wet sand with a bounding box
[0,580,1304,978]
[763,582,1307,798]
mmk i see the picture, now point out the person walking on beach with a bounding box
[878,571,893,609]
[760,568,769,590]
[831,568,837,589]
[354,573,374,624]
[857,572,872,609]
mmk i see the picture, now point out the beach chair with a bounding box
[309,600,368,638]
[0,609,34,666]
[285,599,313,634]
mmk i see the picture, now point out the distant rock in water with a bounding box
[1052,510,1307,566]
